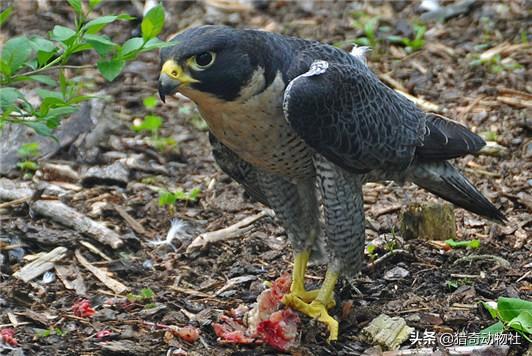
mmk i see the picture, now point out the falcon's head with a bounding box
[158,25,280,104]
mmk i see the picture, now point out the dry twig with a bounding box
[75,249,128,294]
[186,209,274,253]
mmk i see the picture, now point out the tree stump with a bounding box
[400,203,456,240]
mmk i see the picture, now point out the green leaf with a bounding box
[508,311,532,334]
[497,297,532,322]
[68,95,94,104]
[17,142,40,159]
[1,36,32,74]
[25,121,55,137]
[159,190,176,206]
[141,5,165,41]
[51,25,77,42]
[36,89,64,101]
[30,36,58,67]
[386,35,404,44]
[0,87,23,108]
[30,36,56,53]
[354,37,370,46]
[482,301,498,319]
[84,33,117,56]
[143,37,175,50]
[187,187,201,202]
[140,288,155,299]
[117,13,135,21]
[150,136,177,152]
[121,37,144,57]
[67,0,82,15]
[82,15,118,33]
[97,59,125,81]
[132,115,162,133]
[143,96,158,109]
[0,6,13,26]
[480,320,505,335]
[88,0,103,10]
[84,33,116,46]
[46,106,78,119]
[29,75,57,86]
[470,321,505,345]
[71,43,93,54]
[17,160,39,171]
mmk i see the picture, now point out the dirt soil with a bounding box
[0,1,530,355]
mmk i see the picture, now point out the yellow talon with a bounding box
[282,260,340,341]
[282,294,339,341]
[281,251,336,308]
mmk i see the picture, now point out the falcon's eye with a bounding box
[190,52,215,70]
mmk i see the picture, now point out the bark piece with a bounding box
[400,203,456,240]
[361,313,414,351]
[55,264,87,296]
[114,204,147,236]
[13,247,68,282]
[75,249,128,294]
[81,160,130,188]
[39,163,80,182]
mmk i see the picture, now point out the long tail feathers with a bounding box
[412,162,506,224]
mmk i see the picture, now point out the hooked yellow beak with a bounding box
[158,60,199,102]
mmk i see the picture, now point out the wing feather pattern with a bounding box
[283,59,487,173]
[283,59,425,173]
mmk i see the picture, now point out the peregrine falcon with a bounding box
[158,25,505,341]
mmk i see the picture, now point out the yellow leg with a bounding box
[282,251,335,307]
[283,268,340,341]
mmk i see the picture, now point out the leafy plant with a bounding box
[445,278,472,291]
[35,327,66,338]
[480,131,498,142]
[387,24,426,53]
[351,12,380,49]
[159,187,202,207]
[150,136,177,152]
[0,1,172,137]
[132,114,163,134]
[469,53,523,74]
[366,244,378,261]
[132,98,177,153]
[479,297,532,343]
[187,115,209,131]
[127,287,155,303]
[16,142,41,173]
[143,95,158,110]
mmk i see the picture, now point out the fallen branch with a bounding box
[0,178,123,249]
[186,210,274,253]
[32,200,123,249]
[13,247,68,282]
[75,249,128,294]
